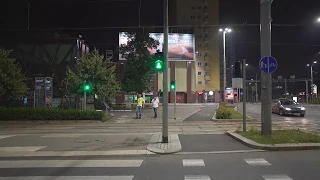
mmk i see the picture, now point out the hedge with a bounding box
[0,107,104,121]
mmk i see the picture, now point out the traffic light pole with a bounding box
[162,0,169,143]
[174,80,176,120]
[84,80,87,110]
[242,59,247,132]
[260,0,272,136]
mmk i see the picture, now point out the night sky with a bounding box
[1,0,320,93]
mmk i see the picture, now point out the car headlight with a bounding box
[285,108,291,111]
[301,107,305,110]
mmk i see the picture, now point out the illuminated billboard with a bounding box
[119,32,195,61]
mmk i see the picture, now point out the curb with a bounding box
[212,104,219,120]
[0,120,101,124]
[147,133,182,154]
[227,131,320,151]
[234,106,255,120]
[213,119,258,123]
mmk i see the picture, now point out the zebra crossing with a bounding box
[0,157,296,180]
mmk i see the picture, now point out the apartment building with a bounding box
[153,0,220,103]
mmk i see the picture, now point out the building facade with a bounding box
[153,0,220,103]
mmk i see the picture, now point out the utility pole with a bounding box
[162,0,169,143]
[255,73,258,102]
[242,59,247,132]
[260,0,272,136]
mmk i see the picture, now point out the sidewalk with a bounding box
[111,104,214,124]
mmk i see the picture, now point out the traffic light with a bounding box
[154,51,163,72]
[170,80,176,90]
[84,84,91,91]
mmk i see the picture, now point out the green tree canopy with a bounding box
[0,48,27,101]
[119,29,159,93]
[66,49,119,99]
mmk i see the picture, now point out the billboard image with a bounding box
[119,32,195,61]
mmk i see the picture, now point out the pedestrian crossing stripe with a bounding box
[0,135,16,140]
[183,159,205,166]
[0,160,143,168]
[0,176,134,180]
[184,175,211,180]
[0,146,46,152]
[245,158,271,166]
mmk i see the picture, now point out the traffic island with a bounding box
[147,133,182,154]
[227,129,320,151]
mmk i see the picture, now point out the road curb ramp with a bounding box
[227,131,320,151]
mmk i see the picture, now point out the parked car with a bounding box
[271,99,306,117]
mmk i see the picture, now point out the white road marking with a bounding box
[185,175,211,180]
[245,158,271,166]
[176,149,266,155]
[262,174,293,180]
[0,176,134,180]
[0,150,155,157]
[41,134,80,138]
[0,146,46,152]
[183,159,205,167]
[0,135,16,140]
[0,160,143,168]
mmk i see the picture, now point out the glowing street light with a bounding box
[219,28,232,90]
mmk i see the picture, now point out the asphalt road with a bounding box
[240,103,320,132]
[0,150,319,180]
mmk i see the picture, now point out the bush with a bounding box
[215,107,232,119]
[0,107,103,120]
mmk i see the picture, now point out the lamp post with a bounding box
[219,28,232,91]
[307,61,317,102]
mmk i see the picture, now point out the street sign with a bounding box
[259,56,277,73]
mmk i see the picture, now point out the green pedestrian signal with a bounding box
[155,60,163,71]
[170,81,176,90]
[154,51,163,72]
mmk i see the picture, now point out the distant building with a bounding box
[0,31,90,105]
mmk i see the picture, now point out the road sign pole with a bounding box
[255,73,258,102]
[162,0,169,143]
[260,0,272,136]
[84,80,87,110]
[174,80,176,120]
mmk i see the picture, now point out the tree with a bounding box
[66,49,120,101]
[119,29,159,93]
[0,48,27,102]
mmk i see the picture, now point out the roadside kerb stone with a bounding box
[0,120,102,124]
[227,131,320,151]
[147,132,182,154]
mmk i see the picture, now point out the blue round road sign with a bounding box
[259,56,277,73]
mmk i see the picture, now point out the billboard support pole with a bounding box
[162,0,169,143]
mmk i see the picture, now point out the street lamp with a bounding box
[219,28,232,91]
[317,17,320,22]
[307,61,317,102]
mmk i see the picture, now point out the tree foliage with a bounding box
[66,49,119,99]
[0,48,27,100]
[119,29,159,93]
